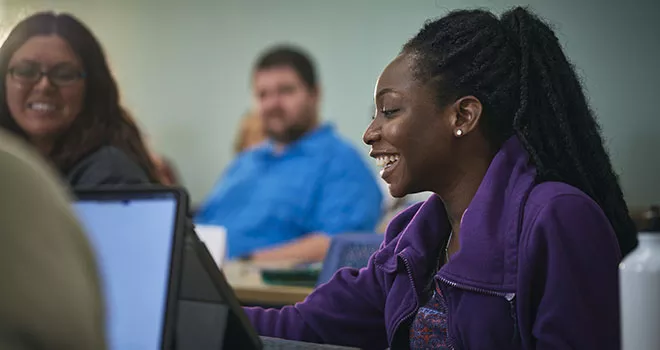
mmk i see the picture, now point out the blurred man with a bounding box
[196,45,382,262]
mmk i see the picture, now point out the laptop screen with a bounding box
[74,193,178,350]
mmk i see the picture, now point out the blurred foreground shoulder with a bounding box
[0,130,107,350]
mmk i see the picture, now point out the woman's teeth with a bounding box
[28,102,56,112]
[376,155,400,168]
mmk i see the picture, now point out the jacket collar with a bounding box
[376,136,537,293]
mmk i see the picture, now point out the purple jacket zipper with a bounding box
[437,276,515,300]
[437,275,518,347]
[388,254,419,347]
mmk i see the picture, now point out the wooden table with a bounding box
[223,261,314,306]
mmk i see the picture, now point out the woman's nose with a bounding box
[363,119,381,146]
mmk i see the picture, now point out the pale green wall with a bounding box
[1,0,658,206]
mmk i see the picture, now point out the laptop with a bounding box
[73,187,187,350]
[73,186,263,350]
[177,228,262,349]
[73,186,354,350]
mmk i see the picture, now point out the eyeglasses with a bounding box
[8,62,86,87]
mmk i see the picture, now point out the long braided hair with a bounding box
[403,7,637,256]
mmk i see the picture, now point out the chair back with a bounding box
[316,233,383,287]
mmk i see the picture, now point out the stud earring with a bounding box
[455,129,464,137]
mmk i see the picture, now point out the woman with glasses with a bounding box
[0,12,161,187]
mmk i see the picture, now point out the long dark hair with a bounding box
[0,12,160,182]
[403,7,637,256]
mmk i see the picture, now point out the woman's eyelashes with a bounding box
[381,108,400,118]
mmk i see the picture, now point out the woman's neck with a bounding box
[436,151,494,235]
[30,137,55,156]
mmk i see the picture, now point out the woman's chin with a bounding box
[387,182,408,199]
[20,120,65,138]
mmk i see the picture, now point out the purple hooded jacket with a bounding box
[244,137,622,349]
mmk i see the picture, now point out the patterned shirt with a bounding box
[410,281,452,349]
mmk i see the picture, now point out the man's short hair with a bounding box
[254,45,317,90]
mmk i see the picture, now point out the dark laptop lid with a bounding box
[73,187,187,350]
[176,230,263,350]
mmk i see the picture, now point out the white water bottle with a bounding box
[619,228,660,350]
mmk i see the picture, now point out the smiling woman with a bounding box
[0,12,161,188]
[243,7,636,350]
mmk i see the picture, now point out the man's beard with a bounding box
[263,108,315,145]
[266,122,311,145]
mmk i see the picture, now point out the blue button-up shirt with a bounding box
[195,124,383,259]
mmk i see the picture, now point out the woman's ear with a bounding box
[450,96,483,137]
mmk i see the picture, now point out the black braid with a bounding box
[403,7,638,256]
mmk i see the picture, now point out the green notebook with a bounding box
[260,262,322,288]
